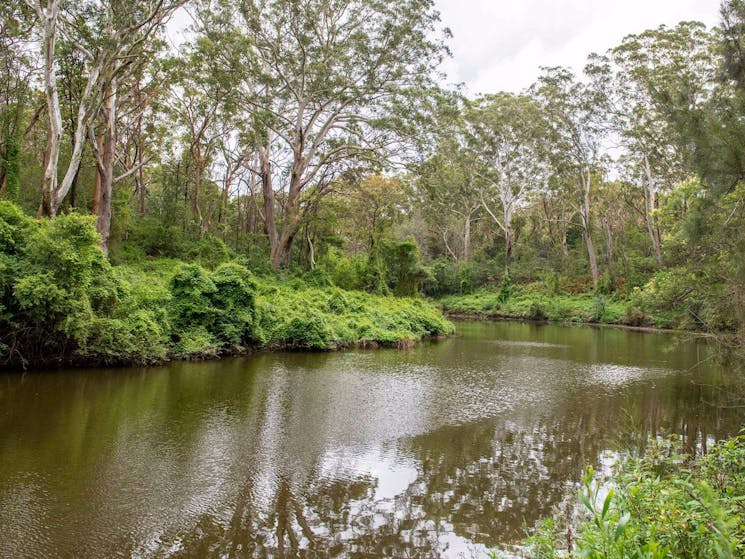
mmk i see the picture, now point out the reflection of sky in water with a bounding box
[0,321,739,559]
[585,363,670,386]
[492,340,570,348]
[318,444,418,502]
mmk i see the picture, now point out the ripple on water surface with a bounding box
[0,321,739,558]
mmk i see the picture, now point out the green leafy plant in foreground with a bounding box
[507,436,745,559]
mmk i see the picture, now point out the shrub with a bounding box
[168,262,259,355]
[514,436,745,559]
[279,311,337,350]
[497,272,512,303]
[0,202,453,366]
[589,295,606,323]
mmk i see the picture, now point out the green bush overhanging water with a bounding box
[500,435,745,559]
[0,202,453,368]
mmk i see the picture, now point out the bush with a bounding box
[168,262,259,356]
[0,205,125,362]
[0,202,453,367]
[513,436,745,559]
[382,239,431,297]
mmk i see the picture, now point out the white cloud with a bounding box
[436,0,722,95]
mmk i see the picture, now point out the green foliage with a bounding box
[2,136,20,201]
[321,241,433,298]
[513,436,745,559]
[118,216,232,269]
[424,259,496,297]
[439,284,627,326]
[0,203,452,367]
[321,247,368,291]
[497,272,512,303]
[168,262,259,356]
[521,518,561,559]
[381,239,431,297]
[589,295,606,323]
[258,281,453,351]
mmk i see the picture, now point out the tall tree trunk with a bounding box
[463,215,471,261]
[503,204,514,271]
[218,167,233,225]
[260,141,280,266]
[505,228,513,270]
[97,79,117,257]
[92,135,104,215]
[643,155,663,266]
[69,165,81,208]
[584,225,599,288]
[192,143,204,229]
[603,218,614,266]
[581,170,599,288]
[38,0,63,217]
[136,104,146,216]
[56,60,104,213]
[306,229,316,270]
[271,159,307,268]
[272,227,298,269]
[266,151,306,269]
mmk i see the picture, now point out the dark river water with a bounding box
[1,321,742,558]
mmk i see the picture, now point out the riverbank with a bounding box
[0,204,453,370]
[436,284,722,333]
[503,434,745,558]
[437,288,635,327]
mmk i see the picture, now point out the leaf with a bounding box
[602,488,614,519]
[614,512,631,542]
[579,489,593,513]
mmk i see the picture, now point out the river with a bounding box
[0,321,742,558]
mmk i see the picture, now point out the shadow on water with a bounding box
[0,321,742,558]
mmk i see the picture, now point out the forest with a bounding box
[2,2,745,558]
[1,1,745,366]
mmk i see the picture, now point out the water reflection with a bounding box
[0,322,741,558]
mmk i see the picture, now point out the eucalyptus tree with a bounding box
[464,93,549,271]
[586,22,715,266]
[417,136,481,261]
[25,0,63,215]
[114,54,171,217]
[0,3,36,200]
[195,0,448,268]
[166,36,237,232]
[25,0,186,219]
[532,67,605,287]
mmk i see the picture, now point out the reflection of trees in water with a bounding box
[2,331,742,559]
[155,415,603,557]
[155,370,743,558]
[165,474,447,558]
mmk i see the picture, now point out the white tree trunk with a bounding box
[580,168,599,288]
[643,154,663,265]
[37,0,63,217]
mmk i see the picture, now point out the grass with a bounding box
[437,283,630,326]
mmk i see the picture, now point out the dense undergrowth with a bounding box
[500,435,745,559]
[0,202,453,368]
[437,270,739,333]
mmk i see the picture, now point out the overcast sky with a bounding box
[167,1,721,95]
[436,0,721,95]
